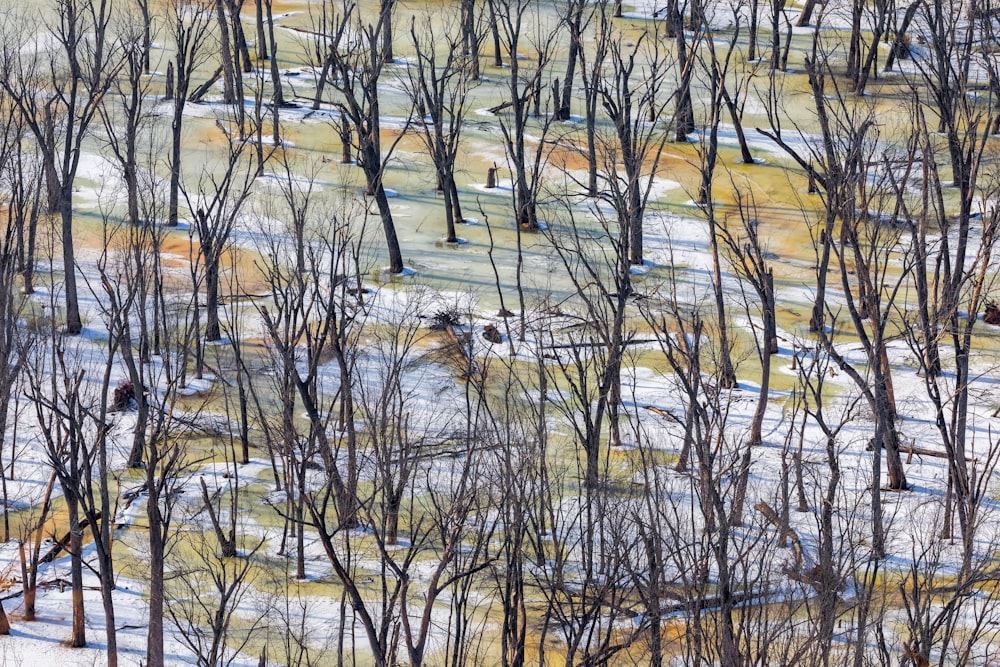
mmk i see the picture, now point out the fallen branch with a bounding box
[899,443,976,464]
[642,405,683,426]
[543,338,657,351]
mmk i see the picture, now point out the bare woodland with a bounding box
[0,0,996,665]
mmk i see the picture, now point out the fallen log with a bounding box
[39,511,102,565]
[189,66,223,103]
[894,443,976,464]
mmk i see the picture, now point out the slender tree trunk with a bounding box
[205,253,221,342]
[361,142,404,271]
[147,474,165,667]
[68,493,86,647]
[61,192,82,334]
[230,0,253,72]
[559,10,582,121]
[168,98,184,227]
[448,177,464,226]
[43,108,59,214]
[266,0,285,108]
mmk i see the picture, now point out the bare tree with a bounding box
[316,0,407,273]
[180,123,258,344]
[26,322,117,654]
[595,24,671,266]
[492,0,559,231]
[0,0,121,333]
[165,0,215,227]
[405,13,477,244]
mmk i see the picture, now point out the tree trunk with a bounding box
[61,191,82,334]
[360,141,404,272]
[722,87,754,164]
[381,0,395,62]
[68,494,86,647]
[168,97,184,226]
[43,108,59,214]
[229,0,253,72]
[215,0,238,103]
[885,1,919,71]
[798,0,818,24]
[266,0,285,109]
[462,0,480,79]
[147,473,165,667]
[674,20,694,141]
[448,177,464,227]
[559,11,581,121]
[204,252,221,342]
[21,191,39,294]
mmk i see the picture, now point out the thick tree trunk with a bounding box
[381,0,395,62]
[204,251,221,342]
[797,0,818,24]
[215,0,238,103]
[462,0,480,79]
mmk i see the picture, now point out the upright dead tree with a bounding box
[95,219,191,667]
[669,0,696,141]
[897,89,999,577]
[764,44,910,554]
[100,12,154,229]
[0,0,121,333]
[254,205,366,527]
[180,122,257,344]
[596,25,671,266]
[405,13,477,244]
[693,22,740,388]
[213,0,239,104]
[638,294,749,665]
[576,0,611,197]
[166,0,215,227]
[545,203,637,488]
[460,0,482,79]
[555,0,593,121]
[254,0,286,121]
[719,187,777,449]
[492,0,559,230]
[26,326,118,658]
[318,0,406,273]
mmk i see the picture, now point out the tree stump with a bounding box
[341,117,353,164]
[486,164,498,189]
[985,302,1000,325]
[164,61,175,101]
[483,324,502,344]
